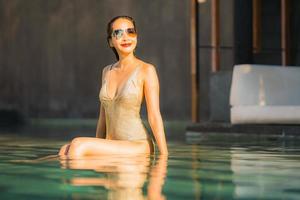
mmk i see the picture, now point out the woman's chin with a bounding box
[118,48,135,55]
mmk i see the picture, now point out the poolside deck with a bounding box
[186,122,300,136]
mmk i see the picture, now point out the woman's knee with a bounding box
[68,137,88,157]
[71,137,91,147]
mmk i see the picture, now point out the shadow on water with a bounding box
[0,109,25,128]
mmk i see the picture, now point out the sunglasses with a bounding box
[111,28,137,40]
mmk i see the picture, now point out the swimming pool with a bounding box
[1,132,300,199]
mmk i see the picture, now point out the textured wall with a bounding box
[0,0,191,120]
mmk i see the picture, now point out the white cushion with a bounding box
[230,64,300,106]
[231,106,300,124]
[230,64,300,124]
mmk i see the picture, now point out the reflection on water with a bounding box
[60,154,167,200]
[231,147,300,199]
[1,133,300,199]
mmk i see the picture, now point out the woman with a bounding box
[59,16,168,157]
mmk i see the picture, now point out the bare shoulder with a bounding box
[100,64,114,83]
[138,60,157,77]
[102,63,115,76]
[102,63,113,73]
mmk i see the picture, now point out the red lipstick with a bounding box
[121,43,132,47]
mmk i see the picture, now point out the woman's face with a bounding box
[110,18,137,56]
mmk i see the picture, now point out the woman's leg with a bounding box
[63,137,152,158]
[59,144,70,156]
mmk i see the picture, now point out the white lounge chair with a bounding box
[230,64,300,124]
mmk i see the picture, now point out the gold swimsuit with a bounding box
[99,65,150,141]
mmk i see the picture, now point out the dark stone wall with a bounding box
[291,0,300,64]
[0,0,191,120]
[253,0,281,64]
[253,0,300,66]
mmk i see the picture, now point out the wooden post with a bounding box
[211,0,220,72]
[281,0,290,66]
[253,0,261,53]
[191,0,198,122]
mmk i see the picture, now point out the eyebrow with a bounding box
[113,27,135,30]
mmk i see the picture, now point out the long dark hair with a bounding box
[107,16,137,60]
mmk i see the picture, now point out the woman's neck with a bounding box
[117,53,136,69]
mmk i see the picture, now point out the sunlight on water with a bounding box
[0,133,300,199]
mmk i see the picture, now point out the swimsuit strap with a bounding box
[105,64,114,82]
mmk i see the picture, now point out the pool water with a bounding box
[1,132,300,200]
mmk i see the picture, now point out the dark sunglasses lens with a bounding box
[127,28,137,37]
[112,29,123,39]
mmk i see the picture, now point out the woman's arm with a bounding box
[96,67,108,138]
[144,64,168,155]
